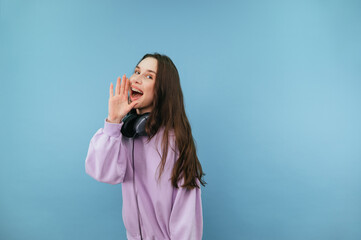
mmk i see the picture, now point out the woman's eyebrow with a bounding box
[135,65,156,74]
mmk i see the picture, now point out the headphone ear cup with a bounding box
[120,110,150,138]
[134,113,150,136]
[121,112,138,138]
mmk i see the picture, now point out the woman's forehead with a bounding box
[137,57,158,73]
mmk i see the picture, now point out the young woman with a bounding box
[85,53,206,240]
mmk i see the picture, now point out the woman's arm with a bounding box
[169,178,203,240]
[85,118,128,184]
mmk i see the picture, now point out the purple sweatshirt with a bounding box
[85,118,203,240]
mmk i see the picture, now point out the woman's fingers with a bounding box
[115,76,120,95]
[119,74,126,96]
[111,74,129,101]
[109,82,114,97]
[124,78,130,97]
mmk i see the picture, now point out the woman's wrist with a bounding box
[106,116,122,124]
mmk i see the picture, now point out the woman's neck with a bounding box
[136,107,152,115]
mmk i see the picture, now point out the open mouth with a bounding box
[130,87,143,100]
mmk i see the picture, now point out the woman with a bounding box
[85,52,206,240]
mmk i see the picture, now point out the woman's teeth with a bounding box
[131,87,143,94]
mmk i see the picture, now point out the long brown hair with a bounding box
[135,52,207,190]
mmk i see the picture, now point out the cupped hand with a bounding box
[107,74,140,123]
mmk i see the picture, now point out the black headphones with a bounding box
[120,109,150,138]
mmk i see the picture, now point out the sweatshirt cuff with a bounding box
[103,117,123,137]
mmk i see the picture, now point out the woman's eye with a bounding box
[147,75,153,79]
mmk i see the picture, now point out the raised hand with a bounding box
[107,74,140,123]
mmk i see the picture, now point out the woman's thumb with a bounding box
[130,100,140,108]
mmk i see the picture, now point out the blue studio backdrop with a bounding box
[1,0,360,239]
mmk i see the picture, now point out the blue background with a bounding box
[1,0,361,239]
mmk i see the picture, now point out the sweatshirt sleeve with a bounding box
[169,178,203,240]
[85,118,128,185]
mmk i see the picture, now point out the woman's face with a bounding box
[129,57,157,115]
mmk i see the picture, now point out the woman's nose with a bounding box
[131,75,142,84]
